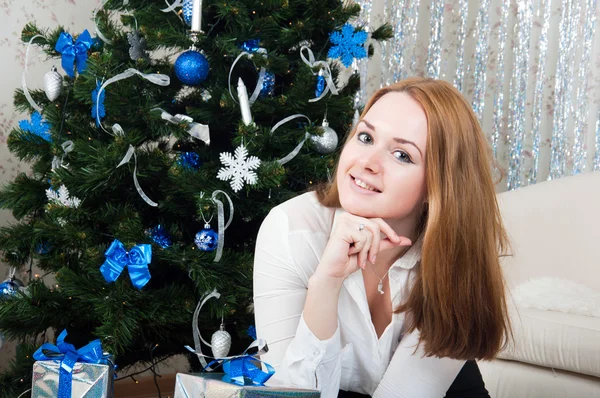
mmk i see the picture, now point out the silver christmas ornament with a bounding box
[127,31,148,61]
[44,66,62,102]
[210,322,232,358]
[310,118,338,154]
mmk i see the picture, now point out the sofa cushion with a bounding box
[478,358,600,398]
[498,307,600,378]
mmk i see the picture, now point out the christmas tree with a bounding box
[0,0,390,395]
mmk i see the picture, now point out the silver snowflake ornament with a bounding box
[127,31,148,61]
[217,144,261,192]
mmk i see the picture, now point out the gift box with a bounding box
[174,372,320,398]
[32,360,114,398]
[31,329,114,398]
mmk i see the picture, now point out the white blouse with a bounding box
[253,192,466,397]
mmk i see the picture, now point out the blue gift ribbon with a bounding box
[204,355,275,386]
[100,239,152,289]
[33,329,111,398]
[55,30,93,78]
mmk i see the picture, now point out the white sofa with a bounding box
[477,172,600,397]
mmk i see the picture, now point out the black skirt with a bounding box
[338,360,490,398]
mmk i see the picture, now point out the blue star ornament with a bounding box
[19,112,52,142]
[92,81,106,127]
[328,23,368,68]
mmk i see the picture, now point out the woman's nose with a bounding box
[359,149,382,174]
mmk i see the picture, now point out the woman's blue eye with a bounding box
[394,150,412,163]
[357,132,372,144]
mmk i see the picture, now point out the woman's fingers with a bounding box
[357,228,373,269]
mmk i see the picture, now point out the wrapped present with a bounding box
[174,372,321,398]
[31,329,114,398]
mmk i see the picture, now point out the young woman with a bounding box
[253,77,512,397]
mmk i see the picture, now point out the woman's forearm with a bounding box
[303,271,345,340]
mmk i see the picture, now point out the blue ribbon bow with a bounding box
[202,339,275,386]
[33,329,111,398]
[55,30,93,78]
[100,239,152,289]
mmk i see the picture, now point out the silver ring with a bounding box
[358,223,365,231]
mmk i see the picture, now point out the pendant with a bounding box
[377,281,384,295]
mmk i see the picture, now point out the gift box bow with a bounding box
[187,338,275,386]
[33,329,113,398]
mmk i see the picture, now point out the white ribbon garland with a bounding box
[184,288,269,370]
[271,114,312,166]
[227,48,268,106]
[161,0,183,12]
[152,108,210,145]
[116,141,159,207]
[95,68,170,134]
[211,190,233,262]
[299,46,338,102]
[22,35,45,113]
[186,288,221,370]
[51,140,74,171]
[93,0,113,45]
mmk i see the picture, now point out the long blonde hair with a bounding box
[316,77,512,360]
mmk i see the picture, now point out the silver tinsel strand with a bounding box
[572,0,597,174]
[507,0,533,190]
[549,0,577,180]
[426,0,444,78]
[529,0,551,185]
[492,0,509,159]
[381,0,405,86]
[453,0,468,92]
[353,0,373,109]
[471,0,491,122]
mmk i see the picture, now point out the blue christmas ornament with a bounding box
[315,72,326,98]
[182,0,193,26]
[91,37,104,52]
[177,152,202,170]
[260,71,275,97]
[149,225,172,248]
[328,23,368,68]
[240,39,261,53]
[92,80,105,127]
[194,223,218,251]
[175,50,209,85]
[0,278,23,298]
[35,242,52,255]
[19,112,52,142]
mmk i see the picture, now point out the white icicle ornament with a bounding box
[44,66,62,102]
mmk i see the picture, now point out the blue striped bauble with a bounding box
[182,0,193,26]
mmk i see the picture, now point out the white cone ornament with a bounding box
[44,66,62,102]
[210,323,232,358]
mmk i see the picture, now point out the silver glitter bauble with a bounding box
[310,119,338,154]
[211,324,231,358]
[44,66,62,102]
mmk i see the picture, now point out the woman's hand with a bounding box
[315,213,412,281]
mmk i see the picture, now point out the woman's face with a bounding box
[336,92,428,228]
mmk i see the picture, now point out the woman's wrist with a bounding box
[309,269,346,291]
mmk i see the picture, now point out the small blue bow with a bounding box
[55,30,93,78]
[33,329,110,398]
[222,356,275,386]
[100,239,152,289]
[202,339,275,386]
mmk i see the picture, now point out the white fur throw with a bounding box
[512,277,600,318]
